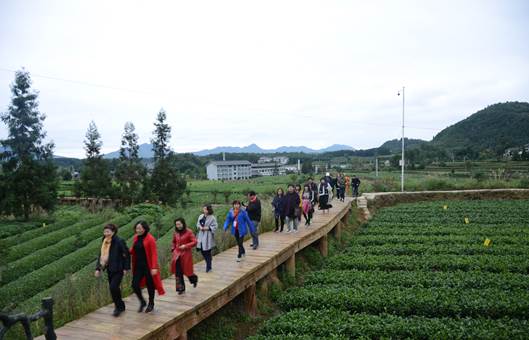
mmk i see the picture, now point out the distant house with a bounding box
[251,163,286,177]
[272,156,289,165]
[257,156,273,164]
[503,144,529,159]
[206,161,252,180]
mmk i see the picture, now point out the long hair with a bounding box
[203,204,214,215]
[174,217,187,233]
[135,220,150,233]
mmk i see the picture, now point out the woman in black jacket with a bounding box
[95,223,130,317]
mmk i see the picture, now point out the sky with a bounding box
[1,0,528,158]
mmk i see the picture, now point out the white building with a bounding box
[257,156,273,164]
[206,160,252,180]
[251,163,286,177]
[272,156,289,165]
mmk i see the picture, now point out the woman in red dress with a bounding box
[130,221,165,313]
[171,218,198,294]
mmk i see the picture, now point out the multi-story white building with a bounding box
[206,160,252,180]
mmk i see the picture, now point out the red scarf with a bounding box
[233,208,240,231]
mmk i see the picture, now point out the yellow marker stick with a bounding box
[464,217,470,224]
[443,205,448,210]
[484,238,491,247]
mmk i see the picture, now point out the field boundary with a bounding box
[356,188,529,219]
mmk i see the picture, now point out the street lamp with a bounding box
[397,87,405,192]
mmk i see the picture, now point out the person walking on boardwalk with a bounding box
[345,175,351,196]
[337,173,346,202]
[172,218,198,294]
[306,177,319,204]
[246,191,262,250]
[302,185,315,226]
[295,184,303,224]
[272,188,286,232]
[284,184,301,233]
[318,178,333,212]
[196,204,218,272]
[95,223,130,317]
[130,221,165,313]
[224,200,255,262]
[351,175,361,198]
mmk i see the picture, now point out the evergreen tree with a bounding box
[115,122,145,204]
[150,109,186,205]
[0,69,58,219]
[78,121,113,198]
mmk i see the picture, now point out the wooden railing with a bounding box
[0,298,56,340]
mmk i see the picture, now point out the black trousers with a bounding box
[107,271,125,310]
[175,257,198,291]
[132,266,155,303]
[200,249,212,271]
[274,215,285,231]
[303,209,313,224]
[234,229,245,258]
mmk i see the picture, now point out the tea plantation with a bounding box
[252,199,529,339]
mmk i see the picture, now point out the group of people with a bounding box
[93,193,262,317]
[94,174,359,317]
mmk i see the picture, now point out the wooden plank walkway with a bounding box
[43,198,352,340]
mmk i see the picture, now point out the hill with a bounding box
[432,101,529,155]
[379,138,427,153]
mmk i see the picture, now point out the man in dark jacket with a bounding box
[351,175,361,198]
[246,190,261,249]
[283,184,301,233]
[95,224,131,317]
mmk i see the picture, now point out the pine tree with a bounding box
[115,122,145,204]
[149,109,186,205]
[0,69,58,219]
[78,121,113,198]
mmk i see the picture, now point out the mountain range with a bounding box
[102,143,355,159]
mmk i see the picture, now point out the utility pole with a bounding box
[398,86,405,192]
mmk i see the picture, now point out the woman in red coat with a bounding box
[130,221,165,313]
[171,218,198,294]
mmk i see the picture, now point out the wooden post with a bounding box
[318,234,328,257]
[242,284,257,317]
[333,222,342,242]
[285,254,296,277]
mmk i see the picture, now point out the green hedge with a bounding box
[325,254,529,273]
[6,213,111,262]
[343,242,529,256]
[3,214,131,284]
[253,309,529,340]
[277,285,529,319]
[0,215,152,309]
[304,269,529,290]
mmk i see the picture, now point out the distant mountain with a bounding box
[432,102,529,154]
[379,138,427,153]
[193,143,355,156]
[103,143,155,159]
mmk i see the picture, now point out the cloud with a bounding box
[0,0,528,158]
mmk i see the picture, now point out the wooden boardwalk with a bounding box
[44,198,352,340]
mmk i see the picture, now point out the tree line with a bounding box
[0,69,186,219]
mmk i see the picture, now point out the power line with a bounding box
[0,67,442,132]
[0,67,156,95]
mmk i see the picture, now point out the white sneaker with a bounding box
[286,230,292,233]
[293,229,299,233]
[236,256,241,262]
